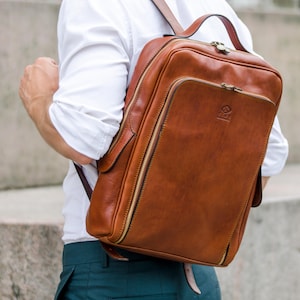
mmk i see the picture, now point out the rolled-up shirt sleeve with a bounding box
[50,1,131,160]
[49,101,118,160]
[262,116,289,176]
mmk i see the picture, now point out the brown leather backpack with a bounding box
[76,0,282,267]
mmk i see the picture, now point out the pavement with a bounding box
[0,164,299,224]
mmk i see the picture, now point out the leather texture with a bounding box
[85,10,282,266]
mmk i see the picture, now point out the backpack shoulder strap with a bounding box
[151,0,184,34]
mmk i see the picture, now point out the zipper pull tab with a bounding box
[211,41,231,54]
[221,83,242,92]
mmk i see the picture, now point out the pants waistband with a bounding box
[62,241,202,294]
[62,240,164,266]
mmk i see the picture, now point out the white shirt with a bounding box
[50,0,289,244]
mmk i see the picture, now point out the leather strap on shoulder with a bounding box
[151,0,184,34]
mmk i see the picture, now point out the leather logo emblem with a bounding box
[217,105,232,122]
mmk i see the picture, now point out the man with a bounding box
[19,1,288,299]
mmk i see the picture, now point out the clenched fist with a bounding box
[19,57,59,120]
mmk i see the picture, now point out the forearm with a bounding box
[19,57,92,165]
[30,99,92,165]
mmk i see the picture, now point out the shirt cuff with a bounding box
[49,102,119,160]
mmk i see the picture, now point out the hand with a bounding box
[19,57,59,120]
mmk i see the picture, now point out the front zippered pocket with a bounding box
[115,77,275,246]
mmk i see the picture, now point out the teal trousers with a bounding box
[54,241,221,300]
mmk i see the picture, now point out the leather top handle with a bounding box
[179,14,248,52]
[151,0,248,52]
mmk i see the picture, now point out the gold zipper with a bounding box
[115,79,177,244]
[107,39,179,153]
[109,38,275,154]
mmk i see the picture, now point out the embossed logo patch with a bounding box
[217,105,232,122]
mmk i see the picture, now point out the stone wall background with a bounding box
[0,1,67,190]
[228,0,300,9]
[0,1,299,300]
[1,0,299,189]
[0,0,300,189]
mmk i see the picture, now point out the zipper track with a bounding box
[115,77,275,244]
[107,38,278,154]
[107,39,178,153]
[114,79,176,244]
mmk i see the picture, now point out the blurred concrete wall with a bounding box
[0,2,299,300]
[0,164,299,300]
[237,11,300,164]
[228,0,300,9]
[1,0,299,189]
[0,0,67,190]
